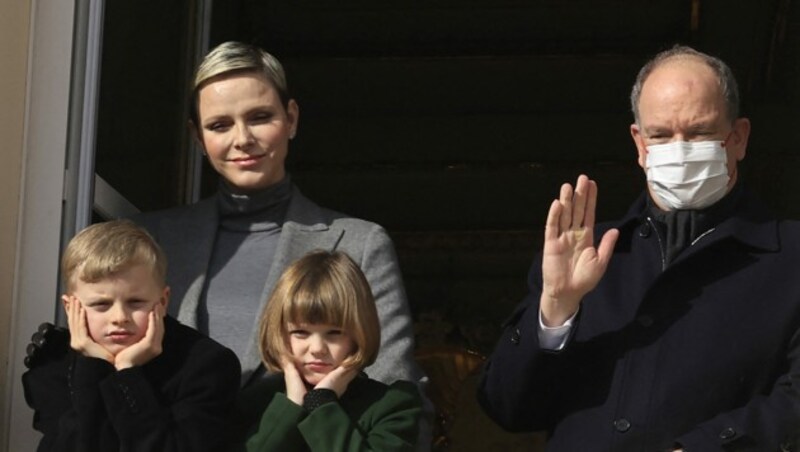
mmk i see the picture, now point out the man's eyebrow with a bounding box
[643,126,671,136]
[685,122,717,133]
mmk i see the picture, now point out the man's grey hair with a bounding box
[630,45,740,125]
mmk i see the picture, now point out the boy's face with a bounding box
[63,263,169,356]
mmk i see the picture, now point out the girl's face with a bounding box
[287,322,355,386]
[196,72,298,193]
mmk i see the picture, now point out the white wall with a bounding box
[2,1,76,450]
[0,0,32,449]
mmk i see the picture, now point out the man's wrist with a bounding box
[540,294,580,327]
[538,307,579,350]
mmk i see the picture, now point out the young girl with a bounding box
[242,250,422,451]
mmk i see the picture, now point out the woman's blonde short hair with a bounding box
[61,220,167,291]
[190,41,290,126]
[259,250,381,372]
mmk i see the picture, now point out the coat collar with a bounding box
[239,185,346,384]
[168,185,334,319]
[167,184,347,385]
[614,187,780,255]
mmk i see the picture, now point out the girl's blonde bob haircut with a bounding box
[259,250,381,372]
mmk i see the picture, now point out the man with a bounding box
[478,45,800,451]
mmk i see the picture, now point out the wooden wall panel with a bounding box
[291,162,642,230]
[238,0,693,56]
[284,56,640,116]
[288,113,634,165]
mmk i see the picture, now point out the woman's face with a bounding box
[196,72,298,192]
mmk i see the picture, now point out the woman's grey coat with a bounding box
[133,186,423,389]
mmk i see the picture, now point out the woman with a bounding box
[133,42,424,396]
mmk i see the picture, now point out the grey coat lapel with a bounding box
[159,197,219,327]
[240,187,345,383]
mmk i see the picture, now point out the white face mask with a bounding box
[645,140,730,210]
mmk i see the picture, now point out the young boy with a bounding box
[22,220,241,451]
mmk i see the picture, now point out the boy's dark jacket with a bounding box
[23,316,241,452]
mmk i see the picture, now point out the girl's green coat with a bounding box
[237,374,422,452]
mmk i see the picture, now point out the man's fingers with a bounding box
[596,228,619,266]
[584,180,598,229]
[572,175,589,228]
[544,200,562,242]
[559,183,573,232]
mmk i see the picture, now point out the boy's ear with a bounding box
[160,286,170,309]
[60,295,72,312]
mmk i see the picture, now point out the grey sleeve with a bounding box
[357,225,434,452]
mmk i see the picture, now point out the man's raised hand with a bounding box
[540,174,618,326]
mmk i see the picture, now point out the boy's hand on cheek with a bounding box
[114,304,165,371]
[316,365,357,398]
[281,357,307,406]
[64,296,114,364]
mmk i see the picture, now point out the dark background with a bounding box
[93,1,800,448]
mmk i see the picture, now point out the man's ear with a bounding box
[728,118,751,162]
[630,123,648,170]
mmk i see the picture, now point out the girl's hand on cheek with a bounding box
[315,365,358,398]
[63,296,114,363]
[281,356,307,406]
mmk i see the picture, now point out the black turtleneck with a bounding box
[198,177,292,362]
[647,182,743,266]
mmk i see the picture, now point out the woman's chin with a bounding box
[223,173,283,193]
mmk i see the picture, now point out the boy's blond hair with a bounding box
[259,250,380,372]
[61,220,167,291]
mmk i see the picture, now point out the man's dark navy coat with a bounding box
[478,189,800,451]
